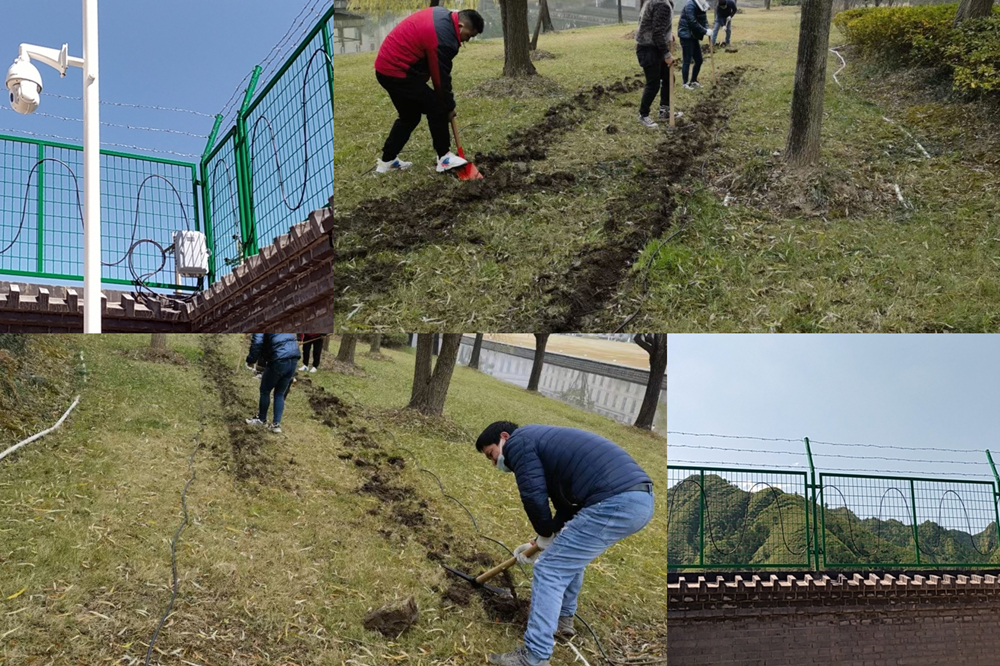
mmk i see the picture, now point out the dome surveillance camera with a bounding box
[6,56,43,115]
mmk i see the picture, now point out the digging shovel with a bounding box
[449,118,484,181]
[442,544,540,599]
[708,33,718,86]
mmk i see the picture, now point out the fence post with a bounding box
[321,21,337,119]
[699,469,705,567]
[909,478,921,566]
[987,450,1000,559]
[235,66,262,260]
[36,143,44,274]
[805,437,820,571]
[200,114,224,284]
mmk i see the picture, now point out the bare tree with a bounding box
[337,335,358,365]
[432,333,440,356]
[765,0,772,9]
[469,334,485,370]
[527,334,549,392]
[540,0,554,32]
[955,0,994,24]
[785,0,835,166]
[501,0,538,76]
[150,334,167,350]
[408,333,463,416]
[370,334,383,354]
[618,0,624,23]
[633,334,667,430]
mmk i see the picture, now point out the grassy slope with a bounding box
[335,8,1000,331]
[1,335,665,665]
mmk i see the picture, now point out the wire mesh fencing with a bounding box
[1,133,201,291]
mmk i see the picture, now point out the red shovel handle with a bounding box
[450,118,466,159]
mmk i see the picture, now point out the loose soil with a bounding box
[362,597,419,638]
[532,66,748,331]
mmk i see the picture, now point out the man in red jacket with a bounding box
[374,7,484,175]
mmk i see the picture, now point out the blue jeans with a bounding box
[258,357,298,424]
[711,19,731,46]
[523,490,656,661]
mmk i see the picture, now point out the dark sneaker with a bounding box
[555,615,576,639]
[638,114,659,129]
[487,645,551,666]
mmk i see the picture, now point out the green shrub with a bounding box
[835,4,1000,93]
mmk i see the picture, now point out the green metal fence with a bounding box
[202,3,336,282]
[668,441,1000,571]
[1,133,201,292]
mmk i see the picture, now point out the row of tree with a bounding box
[332,332,667,430]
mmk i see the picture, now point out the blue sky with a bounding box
[0,0,327,158]
[668,334,1000,482]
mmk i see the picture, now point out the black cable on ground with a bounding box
[144,400,205,666]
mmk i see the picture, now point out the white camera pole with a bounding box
[82,0,101,334]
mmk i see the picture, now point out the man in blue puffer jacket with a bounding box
[712,0,737,48]
[245,334,301,434]
[475,422,655,666]
[677,0,711,90]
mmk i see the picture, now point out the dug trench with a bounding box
[300,377,532,632]
[199,335,290,486]
[533,66,749,331]
[333,75,645,310]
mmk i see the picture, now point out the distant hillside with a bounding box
[668,473,1000,568]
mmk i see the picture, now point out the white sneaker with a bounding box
[638,114,659,129]
[267,423,282,434]
[375,157,412,174]
[246,417,264,426]
[309,367,317,373]
[659,107,684,121]
[299,365,308,372]
[690,81,702,89]
[683,83,694,90]
[436,152,468,173]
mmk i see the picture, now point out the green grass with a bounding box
[335,8,1000,331]
[1,335,665,665]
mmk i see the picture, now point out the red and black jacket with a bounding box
[375,7,462,113]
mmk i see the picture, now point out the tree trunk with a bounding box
[618,0,624,23]
[633,334,667,430]
[324,336,331,351]
[150,333,167,350]
[408,334,462,416]
[955,0,994,24]
[370,334,382,354]
[336,335,358,365]
[410,335,434,405]
[531,4,543,50]
[842,0,850,12]
[469,333,484,370]
[541,0,554,32]
[432,333,440,356]
[501,0,538,77]
[527,334,549,392]
[785,0,835,167]
[765,0,771,9]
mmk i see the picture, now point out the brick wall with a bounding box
[669,572,1000,666]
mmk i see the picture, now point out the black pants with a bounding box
[302,339,323,369]
[680,38,703,84]
[377,72,450,161]
[639,60,669,117]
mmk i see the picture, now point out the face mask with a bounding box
[496,453,512,473]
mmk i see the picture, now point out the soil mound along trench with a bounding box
[534,66,748,332]
[332,75,644,269]
[199,335,286,485]
[299,378,532,626]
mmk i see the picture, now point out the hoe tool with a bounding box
[442,544,540,599]
[450,118,484,181]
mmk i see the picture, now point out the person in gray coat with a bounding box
[635,0,675,129]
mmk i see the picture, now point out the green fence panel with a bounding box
[820,473,1000,569]
[202,128,243,281]
[668,465,812,570]
[1,134,200,291]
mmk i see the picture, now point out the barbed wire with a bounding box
[666,458,995,478]
[667,431,802,443]
[1,107,208,138]
[668,430,987,454]
[669,442,987,466]
[0,127,201,159]
[41,91,216,118]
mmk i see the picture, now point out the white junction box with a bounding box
[173,230,209,277]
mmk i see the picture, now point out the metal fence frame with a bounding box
[668,440,1000,572]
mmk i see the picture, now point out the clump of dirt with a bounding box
[364,351,393,362]
[363,597,419,637]
[360,473,416,503]
[480,590,531,627]
[606,124,619,135]
[533,171,577,187]
[622,30,637,40]
[725,48,739,53]
[531,50,557,61]
[328,360,367,377]
[442,581,474,606]
[354,457,376,468]
[532,66,749,331]
[466,75,563,99]
[392,504,427,527]
[387,456,405,469]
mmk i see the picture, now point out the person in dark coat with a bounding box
[374,7,484,175]
[298,333,325,373]
[245,334,301,433]
[634,0,676,129]
[475,422,655,666]
[677,0,711,89]
[712,0,737,48]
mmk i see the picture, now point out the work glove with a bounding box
[245,363,255,372]
[514,533,556,565]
